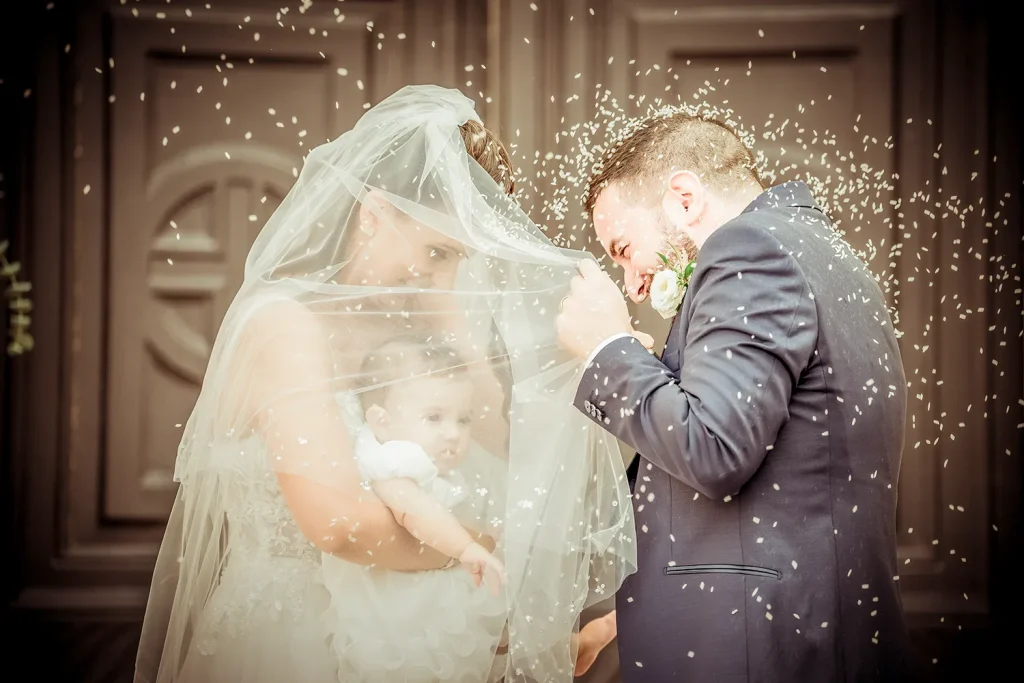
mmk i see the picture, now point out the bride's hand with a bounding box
[574,610,617,676]
[459,542,506,596]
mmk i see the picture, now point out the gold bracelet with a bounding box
[441,556,458,570]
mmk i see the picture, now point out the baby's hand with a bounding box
[459,542,506,596]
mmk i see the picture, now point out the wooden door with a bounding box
[101,1,407,521]
[5,1,489,680]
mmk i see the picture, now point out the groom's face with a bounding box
[591,184,673,303]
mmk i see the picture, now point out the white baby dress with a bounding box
[319,394,509,683]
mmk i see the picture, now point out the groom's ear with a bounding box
[663,170,705,226]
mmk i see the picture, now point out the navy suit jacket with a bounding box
[574,182,917,682]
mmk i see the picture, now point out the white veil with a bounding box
[135,84,636,683]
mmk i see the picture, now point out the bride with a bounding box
[134,85,636,683]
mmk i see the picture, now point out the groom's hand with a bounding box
[556,260,653,359]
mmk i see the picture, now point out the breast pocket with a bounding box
[664,564,782,580]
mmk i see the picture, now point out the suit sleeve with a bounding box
[573,221,817,500]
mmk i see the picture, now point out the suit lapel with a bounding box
[660,304,688,373]
[657,313,679,360]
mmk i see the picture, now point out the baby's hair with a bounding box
[357,334,469,413]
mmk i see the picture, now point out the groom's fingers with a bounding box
[577,259,603,280]
[569,272,588,298]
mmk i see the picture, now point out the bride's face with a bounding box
[347,196,466,291]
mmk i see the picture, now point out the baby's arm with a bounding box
[371,478,475,559]
[373,478,505,592]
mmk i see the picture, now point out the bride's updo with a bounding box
[458,119,516,196]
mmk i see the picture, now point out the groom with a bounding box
[557,112,917,681]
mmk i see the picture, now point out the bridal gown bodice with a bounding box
[183,392,509,683]
[174,427,348,683]
[194,434,325,652]
[195,391,375,644]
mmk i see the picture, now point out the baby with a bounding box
[320,334,509,681]
[352,334,506,591]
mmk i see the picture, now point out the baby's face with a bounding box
[381,376,475,473]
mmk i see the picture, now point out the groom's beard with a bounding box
[671,230,699,262]
[659,212,699,262]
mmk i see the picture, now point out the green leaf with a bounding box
[656,252,671,267]
[682,260,697,279]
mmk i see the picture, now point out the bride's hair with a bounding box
[459,119,516,196]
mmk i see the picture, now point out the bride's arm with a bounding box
[242,300,458,570]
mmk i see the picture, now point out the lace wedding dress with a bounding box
[175,430,338,683]
[175,391,508,683]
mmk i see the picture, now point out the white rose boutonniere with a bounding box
[650,248,698,319]
[650,269,683,319]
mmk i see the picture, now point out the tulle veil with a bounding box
[135,84,636,683]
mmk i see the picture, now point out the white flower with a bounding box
[650,268,684,319]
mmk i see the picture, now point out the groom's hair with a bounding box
[357,334,470,411]
[584,112,762,216]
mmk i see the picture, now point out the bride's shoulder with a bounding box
[235,294,319,334]
[231,295,328,361]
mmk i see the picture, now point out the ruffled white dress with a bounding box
[320,400,509,683]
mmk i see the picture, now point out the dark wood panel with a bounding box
[10,616,142,683]
[102,3,386,521]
